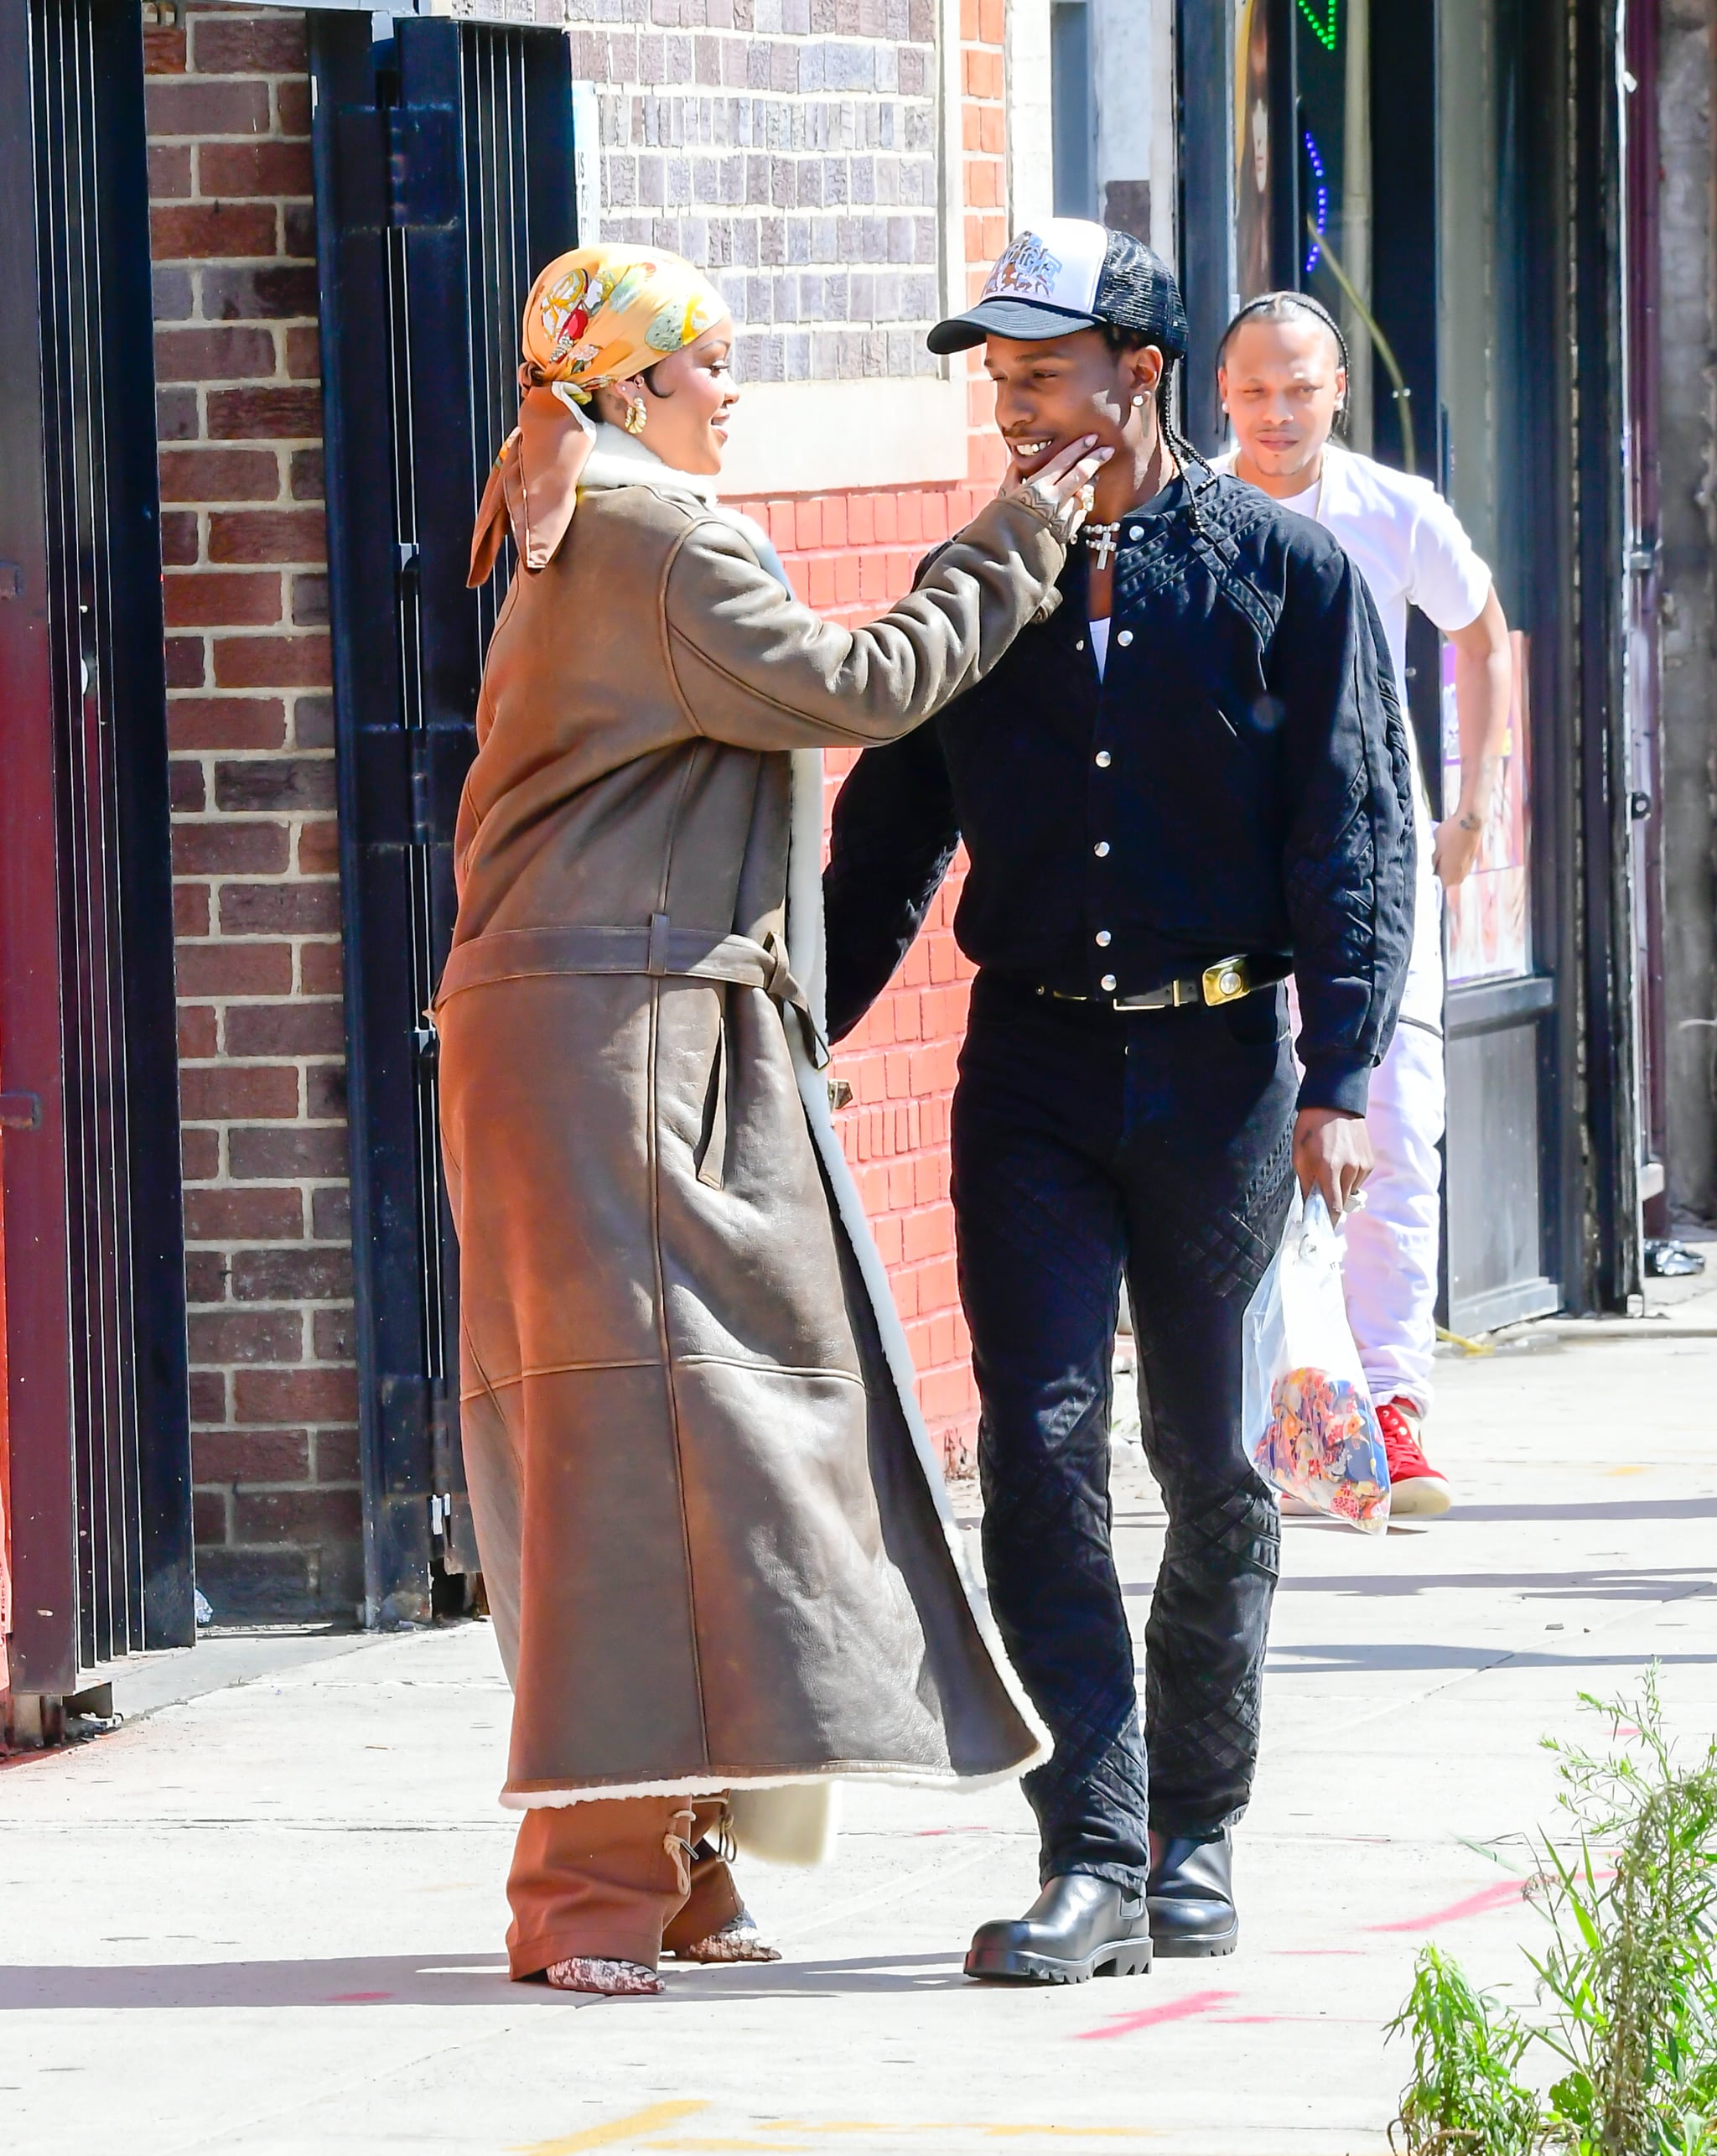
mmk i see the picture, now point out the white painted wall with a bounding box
[1091,0,1178,262]
[715,379,971,495]
[1007,0,1056,233]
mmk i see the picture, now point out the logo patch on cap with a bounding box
[978,220,1108,317]
[983,233,1065,304]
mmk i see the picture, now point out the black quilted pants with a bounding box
[952,972,1297,1892]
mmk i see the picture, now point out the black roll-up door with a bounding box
[309,15,578,1625]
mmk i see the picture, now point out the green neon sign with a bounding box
[1296,0,1337,50]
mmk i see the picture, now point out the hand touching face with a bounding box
[984,327,1163,486]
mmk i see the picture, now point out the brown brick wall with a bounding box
[146,5,361,1619]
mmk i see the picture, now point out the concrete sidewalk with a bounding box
[4,1322,1714,2155]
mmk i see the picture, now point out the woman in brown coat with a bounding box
[438,246,1106,1997]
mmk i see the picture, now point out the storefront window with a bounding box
[1444,631,1534,983]
[1438,0,1533,980]
[1234,0,1380,453]
[1294,0,1375,456]
[1230,0,1538,983]
[1233,0,1275,300]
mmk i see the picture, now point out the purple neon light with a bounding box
[1303,129,1329,275]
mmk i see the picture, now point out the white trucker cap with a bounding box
[927,219,1189,357]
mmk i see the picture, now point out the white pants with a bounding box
[1290,807,1446,1415]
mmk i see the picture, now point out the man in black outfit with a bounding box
[823,221,1414,1984]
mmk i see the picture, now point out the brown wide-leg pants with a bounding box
[506,1795,744,1979]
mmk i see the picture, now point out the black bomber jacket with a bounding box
[823,470,1416,1114]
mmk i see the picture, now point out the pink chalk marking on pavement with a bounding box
[1366,1880,1524,1933]
[330,1990,394,2002]
[1076,1987,1240,2040]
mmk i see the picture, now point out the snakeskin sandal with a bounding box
[543,1956,665,1997]
[667,1910,781,1963]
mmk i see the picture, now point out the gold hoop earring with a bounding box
[624,397,647,436]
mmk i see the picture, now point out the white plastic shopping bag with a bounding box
[1242,1187,1392,1533]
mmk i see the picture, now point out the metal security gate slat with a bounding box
[311,15,577,1625]
[0,0,194,1695]
[39,0,141,1670]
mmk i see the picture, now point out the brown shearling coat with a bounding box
[437,455,1064,1809]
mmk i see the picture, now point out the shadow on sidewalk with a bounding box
[0,1949,970,2011]
[1265,1643,1717,1675]
[1273,1565,1717,1600]
[1436,1498,1717,1523]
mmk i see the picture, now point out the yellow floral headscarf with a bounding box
[469,244,729,586]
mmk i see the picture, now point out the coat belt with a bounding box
[433,915,811,1016]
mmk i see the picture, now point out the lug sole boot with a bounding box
[965,1873,1154,1985]
[1147,1828,1239,1958]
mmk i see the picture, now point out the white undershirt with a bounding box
[1089,617,1111,679]
[1275,476,1323,520]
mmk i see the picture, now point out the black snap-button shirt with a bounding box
[823,472,1415,1114]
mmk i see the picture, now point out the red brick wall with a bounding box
[146,6,361,1619]
[720,482,989,1469]
[715,0,1014,1474]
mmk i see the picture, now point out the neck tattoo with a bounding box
[1083,520,1123,572]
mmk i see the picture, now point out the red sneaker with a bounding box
[1377,1399,1451,1518]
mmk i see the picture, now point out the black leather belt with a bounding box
[1039,953,1290,1012]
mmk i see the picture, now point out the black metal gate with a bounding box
[310,15,578,1625]
[0,0,194,1695]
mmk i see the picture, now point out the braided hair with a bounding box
[1216,289,1351,431]
[1100,325,1219,542]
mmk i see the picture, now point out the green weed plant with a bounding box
[1388,1672,1717,2155]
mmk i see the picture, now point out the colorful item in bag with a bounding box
[1254,1365,1391,1531]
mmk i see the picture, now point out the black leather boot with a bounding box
[964,1873,1153,1984]
[1146,1827,1238,1957]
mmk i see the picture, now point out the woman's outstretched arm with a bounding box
[663,445,1104,752]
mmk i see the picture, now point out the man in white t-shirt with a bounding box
[1215,291,1513,1515]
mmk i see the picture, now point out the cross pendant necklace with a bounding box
[1083,520,1122,572]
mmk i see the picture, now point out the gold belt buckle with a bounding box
[1201,956,1252,1007]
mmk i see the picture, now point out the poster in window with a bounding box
[1443,631,1533,983]
[1234,0,1274,300]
